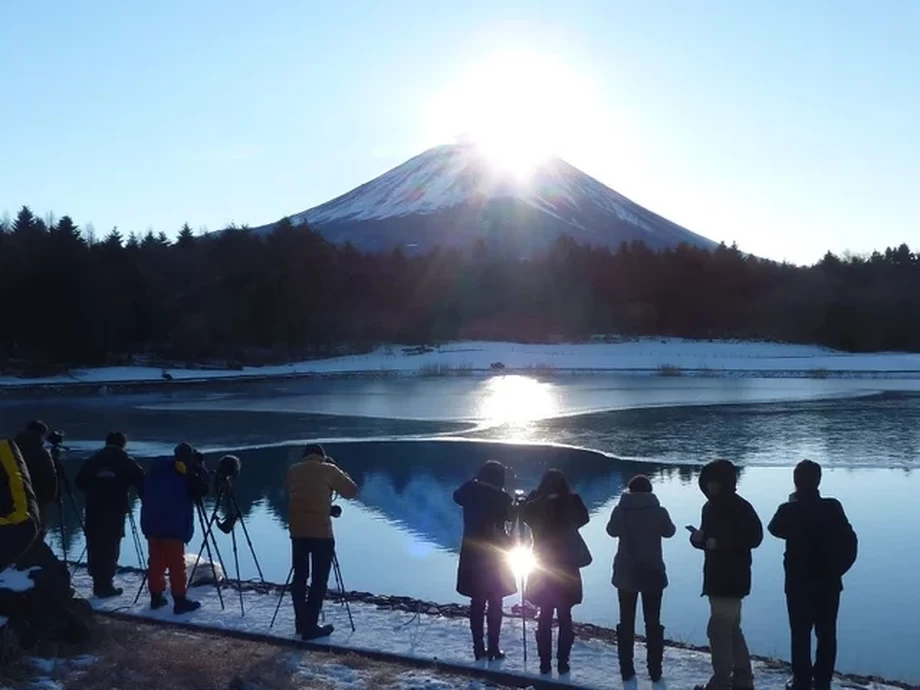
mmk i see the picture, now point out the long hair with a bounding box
[536,468,571,496]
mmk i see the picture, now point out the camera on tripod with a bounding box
[216,454,241,484]
[48,430,65,448]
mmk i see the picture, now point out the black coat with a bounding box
[454,479,517,600]
[692,465,763,599]
[76,445,145,536]
[768,490,858,594]
[522,492,590,608]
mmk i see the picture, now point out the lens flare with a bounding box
[506,545,536,580]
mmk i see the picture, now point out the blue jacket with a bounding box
[140,457,209,543]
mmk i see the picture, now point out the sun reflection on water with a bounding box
[477,375,559,426]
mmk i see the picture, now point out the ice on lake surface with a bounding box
[5,375,919,683]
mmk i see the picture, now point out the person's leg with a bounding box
[557,605,574,674]
[166,540,188,598]
[304,538,334,633]
[786,589,814,690]
[617,589,639,680]
[731,599,754,689]
[469,597,486,658]
[812,589,841,690]
[290,538,309,633]
[147,538,167,598]
[642,589,665,682]
[536,605,554,672]
[486,594,504,658]
[95,526,122,594]
[706,597,739,690]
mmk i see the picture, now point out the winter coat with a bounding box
[521,492,590,608]
[607,491,676,592]
[0,438,40,570]
[76,445,145,536]
[140,456,209,543]
[692,462,763,599]
[768,489,858,594]
[285,454,358,540]
[454,479,517,600]
[14,430,57,526]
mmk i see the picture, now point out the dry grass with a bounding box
[657,364,684,377]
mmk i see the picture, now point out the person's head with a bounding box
[174,442,195,462]
[627,475,653,493]
[477,460,506,489]
[302,443,326,461]
[25,420,48,440]
[699,459,738,498]
[536,468,571,496]
[106,431,127,449]
[793,460,822,493]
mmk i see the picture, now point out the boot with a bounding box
[150,593,168,610]
[646,624,665,682]
[536,624,553,674]
[486,602,505,660]
[173,596,201,615]
[94,582,123,599]
[617,624,636,681]
[558,620,574,675]
[470,611,486,660]
[302,624,334,641]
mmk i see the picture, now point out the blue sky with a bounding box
[1,0,917,264]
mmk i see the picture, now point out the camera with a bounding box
[217,454,241,483]
[330,505,342,518]
[48,430,64,447]
[513,488,527,505]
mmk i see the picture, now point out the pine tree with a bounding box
[176,223,196,248]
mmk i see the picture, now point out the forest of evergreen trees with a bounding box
[1,204,919,372]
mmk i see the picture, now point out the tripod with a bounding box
[188,479,264,615]
[50,444,85,568]
[270,551,355,633]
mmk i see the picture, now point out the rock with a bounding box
[0,540,94,649]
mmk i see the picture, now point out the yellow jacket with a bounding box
[285,454,357,539]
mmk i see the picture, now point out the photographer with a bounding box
[14,420,58,534]
[75,432,145,598]
[0,438,41,570]
[140,442,210,615]
[285,444,357,640]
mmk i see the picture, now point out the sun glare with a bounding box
[425,51,597,179]
[507,545,537,580]
[478,375,558,425]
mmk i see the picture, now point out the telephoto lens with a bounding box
[217,454,241,482]
[48,431,64,446]
[330,505,343,518]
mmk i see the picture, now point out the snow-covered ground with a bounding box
[1,339,920,389]
[17,569,893,690]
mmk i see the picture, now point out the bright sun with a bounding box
[426,51,594,179]
[507,545,537,580]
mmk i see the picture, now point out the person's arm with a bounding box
[767,503,791,539]
[453,481,471,506]
[326,463,358,499]
[187,469,210,500]
[660,506,677,538]
[606,503,623,537]
[831,499,858,575]
[32,448,58,504]
[690,504,707,550]
[571,494,590,529]
[719,499,764,550]
[74,456,95,493]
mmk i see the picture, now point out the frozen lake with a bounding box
[5,375,919,682]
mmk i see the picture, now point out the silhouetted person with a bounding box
[14,420,57,535]
[75,432,145,598]
[768,460,858,690]
[607,474,676,684]
[140,443,210,615]
[454,460,517,661]
[522,469,591,676]
[286,444,358,640]
[690,459,763,690]
[0,438,40,570]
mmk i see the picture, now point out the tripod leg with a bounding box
[231,528,244,616]
[270,565,294,629]
[133,569,149,606]
[188,497,221,587]
[195,502,225,611]
[332,554,355,632]
[230,493,266,583]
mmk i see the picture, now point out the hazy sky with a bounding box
[1,1,917,264]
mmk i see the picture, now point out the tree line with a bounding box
[1,204,919,371]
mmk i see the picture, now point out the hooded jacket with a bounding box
[14,430,57,520]
[141,456,209,543]
[607,491,676,591]
[76,444,145,534]
[285,454,357,540]
[453,478,517,599]
[692,460,763,598]
[768,489,858,593]
[0,439,40,569]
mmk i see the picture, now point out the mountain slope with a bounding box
[269,142,717,254]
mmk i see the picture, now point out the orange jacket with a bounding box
[285,454,357,539]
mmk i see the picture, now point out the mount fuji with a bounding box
[263,142,717,255]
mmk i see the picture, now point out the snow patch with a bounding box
[0,566,40,592]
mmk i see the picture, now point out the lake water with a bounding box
[4,375,919,682]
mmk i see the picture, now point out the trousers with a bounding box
[787,587,841,690]
[536,605,575,663]
[706,597,754,690]
[291,537,335,632]
[469,595,503,653]
[148,538,187,597]
[617,588,665,680]
[86,525,122,589]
